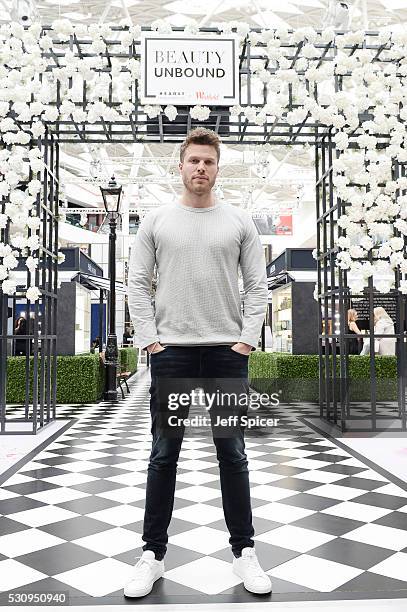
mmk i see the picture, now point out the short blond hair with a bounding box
[347,308,358,323]
[180,128,221,164]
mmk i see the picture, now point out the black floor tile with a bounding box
[280,493,339,511]
[0,496,46,516]
[69,480,125,494]
[333,476,386,491]
[57,495,120,514]
[38,516,112,540]
[0,516,29,536]
[352,492,407,510]
[15,542,105,575]
[291,512,365,536]
[308,537,394,570]
[373,511,407,530]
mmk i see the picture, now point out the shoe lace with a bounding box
[132,555,156,578]
[244,550,265,577]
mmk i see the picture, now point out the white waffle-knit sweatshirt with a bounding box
[128,200,267,349]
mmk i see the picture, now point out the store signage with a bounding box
[351,296,397,324]
[140,33,239,106]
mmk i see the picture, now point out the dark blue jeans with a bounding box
[142,345,255,560]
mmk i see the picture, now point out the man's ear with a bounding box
[178,162,183,172]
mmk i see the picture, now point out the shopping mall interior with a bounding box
[1,1,407,611]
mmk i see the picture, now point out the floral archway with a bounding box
[1,20,406,430]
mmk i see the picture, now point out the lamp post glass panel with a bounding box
[100,176,122,400]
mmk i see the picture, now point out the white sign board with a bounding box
[140,33,239,106]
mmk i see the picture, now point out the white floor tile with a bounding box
[0,528,65,557]
[52,460,106,473]
[307,484,366,501]
[282,459,331,470]
[7,505,79,527]
[373,483,407,498]
[248,471,285,485]
[176,471,219,485]
[175,485,221,503]
[321,501,392,522]
[25,488,90,505]
[2,473,35,486]
[256,525,336,552]
[270,554,363,592]
[96,487,147,504]
[294,470,346,484]
[73,527,143,556]
[165,556,240,594]
[252,501,314,523]
[349,469,388,483]
[0,488,19,500]
[179,449,214,460]
[87,504,145,526]
[250,485,297,502]
[275,449,319,458]
[369,552,407,582]
[342,523,407,551]
[106,472,147,486]
[0,559,47,592]
[54,558,133,597]
[177,459,218,471]
[42,473,98,487]
[169,526,230,554]
[172,503,225,525]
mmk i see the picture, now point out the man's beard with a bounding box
[184,176,214,194]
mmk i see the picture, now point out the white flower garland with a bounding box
[1,22,407,302]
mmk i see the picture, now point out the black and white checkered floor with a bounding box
[1,369,407,606]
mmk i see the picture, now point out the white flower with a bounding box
[349,245,365,258]
[399,280,407,294]
[26,256,39,272]
[375,279,392,294]
[348,278,365,294]
[143,105,161,119]
[2,279,16,295]
[0,265,8,280]
[390,236,404,251]
[164,105,177,122]
[57,252,66,264]
[3,254,18,269]
[27,216,41,231]
[28,180,41,196]
[26,286,41,302]
[0,213,8,229]
[26,235,40,251]
[378,243,392,258]
[190,105,211,121]
[52,19,74,38]
[312,248,318,260]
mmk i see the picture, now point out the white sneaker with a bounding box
[124,550,165,598]
[233,547,272,594]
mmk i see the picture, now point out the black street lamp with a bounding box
[100,176,122,401]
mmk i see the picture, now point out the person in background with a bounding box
[374,307,396,355]
[123,326,133,346]
[347,308,362,355]
[14,316,28,356]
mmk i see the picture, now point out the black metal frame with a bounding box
[0,129,59,434]
[1,26,406,433]
[316,130,407,433]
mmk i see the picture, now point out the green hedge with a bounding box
[249,352,398,402]
[119,347,138,374]
[6,347,138,405]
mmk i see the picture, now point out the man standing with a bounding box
[125,128,270,597]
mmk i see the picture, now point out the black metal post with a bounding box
[104,215,118,401]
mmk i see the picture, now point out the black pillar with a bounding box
[104,215,118,401]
